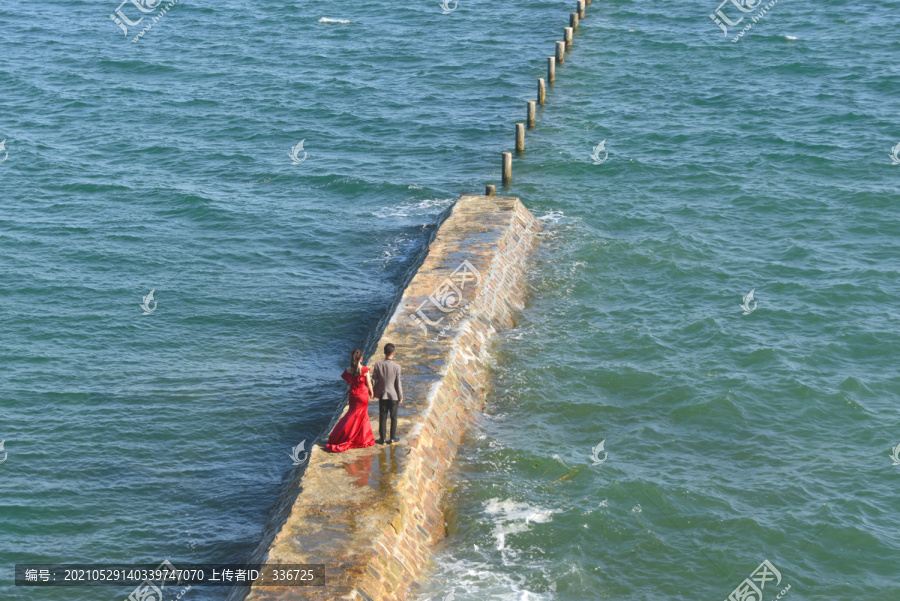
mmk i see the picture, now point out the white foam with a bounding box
[536,210,565,224]
[525,509,554,524]
[318,17,353,24]
[411,499,559,600]
[551,454,571,468]
[784,35,798,40]
[382,197,455,219]
[484,498,558,551]
[411,554,554,601]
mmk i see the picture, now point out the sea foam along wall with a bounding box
[242,194,542,601]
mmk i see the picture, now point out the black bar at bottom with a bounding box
[15,564,326,586]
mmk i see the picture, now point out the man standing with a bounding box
[372,343,403,444]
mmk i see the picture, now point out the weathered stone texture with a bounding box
[244,195,541,601]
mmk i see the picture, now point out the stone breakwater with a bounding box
[243,194,541,601]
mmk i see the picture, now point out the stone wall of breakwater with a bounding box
[242,194,541,601]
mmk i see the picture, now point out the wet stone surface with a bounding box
[244,195,541,601]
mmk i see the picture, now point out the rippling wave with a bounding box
[2,0,899,600]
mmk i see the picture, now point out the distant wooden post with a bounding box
[586,0,591,5]
[485,184,495,196]
[538,78,546,104]
[515,123,525,152]
[501,152,512,184]
[571,12,579,30]
[564,26,573,49]
[547,57,555,83]
[578,0,585,18]
[526,101,536,129]
[555,41,565,65]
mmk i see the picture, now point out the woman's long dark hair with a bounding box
[350,349,363,375]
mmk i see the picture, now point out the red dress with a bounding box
[325,366,376,453]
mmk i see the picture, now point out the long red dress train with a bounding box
[324,366,376,453]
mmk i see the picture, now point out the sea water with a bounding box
[1,0,898,600]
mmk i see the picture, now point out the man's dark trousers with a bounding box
[379,398,399,441]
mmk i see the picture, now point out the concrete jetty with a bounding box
[242,194,542,601]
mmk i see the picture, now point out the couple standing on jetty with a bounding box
[324,343,403,453]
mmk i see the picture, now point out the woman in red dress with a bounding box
[324,349,376,453]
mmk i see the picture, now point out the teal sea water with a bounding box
[1,1,898,600]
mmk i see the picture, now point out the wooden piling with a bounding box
[586,0,591,5]
[570,12,579,29]
[515,123,525,152]
[526,101,536,129]
[578,0,585,19]
[501,152,512,184]
[485,185,495,196]
[548,57,555,83]
[556,41,565,65]
[564,26,573,49]
[538,78,546,104]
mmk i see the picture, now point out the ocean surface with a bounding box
[1,0,898,600]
